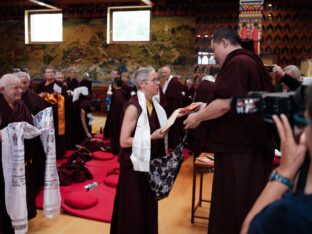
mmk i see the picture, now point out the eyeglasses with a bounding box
[143,78,160,84]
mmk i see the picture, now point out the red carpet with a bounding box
[36,146,191,222]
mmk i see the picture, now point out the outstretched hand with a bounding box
[183,112,200,129]
[151,128,167,140]
[273,114,307,180]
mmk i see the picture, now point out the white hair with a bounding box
[186,79,193,85]
[14,71,30,81]
[283,65,301,80]
[0,74,20,88]
[68,66,78,72]
[55,71,64,77]
[82,72,90,79]
[132,67,155,90]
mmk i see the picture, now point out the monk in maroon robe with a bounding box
[184,79,196,106]
[110,67,166,234]
[0,75,38,234]
[189,74,216,155]
[37,66,66,158]
[79,72,93,96]
[64,66,79,91]
[184,28,274,234]
[15,71,47,193]
[109,78,129,155]
[161,66,186,149]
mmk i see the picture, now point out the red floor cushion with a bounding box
[104,174,119,188]
[92,151,114,160]
[64,191,98,209]
[64,150,75,159]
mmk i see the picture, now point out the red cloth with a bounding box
[64,191,98,209]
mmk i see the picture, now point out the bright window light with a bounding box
[25,10,63,44]
[107,6,151,44]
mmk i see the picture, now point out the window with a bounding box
[107,6,151,44]
[197,51,215,65]
[25,9,63,44]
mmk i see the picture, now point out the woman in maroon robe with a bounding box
[110,67,167,234]
[0,75,38,234]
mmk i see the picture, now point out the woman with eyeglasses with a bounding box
[241,85,312,234]
[110,67,167,234]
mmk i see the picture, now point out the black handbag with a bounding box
[148,131,187,200]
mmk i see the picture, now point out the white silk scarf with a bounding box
[130,90,167,172]
[1,107,61,234]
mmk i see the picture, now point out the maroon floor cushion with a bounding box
[92,151,114,160]
[64,191,99,209]
[104,174,119,188]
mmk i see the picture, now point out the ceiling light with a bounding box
[28,0,60,10]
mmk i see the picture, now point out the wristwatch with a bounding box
[269,170,293,189]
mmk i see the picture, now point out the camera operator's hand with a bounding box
[273,114,307,180]
[272,64,285,78]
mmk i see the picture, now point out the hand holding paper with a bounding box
[160,103,202,133]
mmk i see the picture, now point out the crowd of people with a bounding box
[1,26,312,234]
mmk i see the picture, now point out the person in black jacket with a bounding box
[272,64,302,92]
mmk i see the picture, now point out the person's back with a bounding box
[248,191,312,234]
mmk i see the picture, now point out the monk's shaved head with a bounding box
[0,74,20,88]
[0,74,22,103]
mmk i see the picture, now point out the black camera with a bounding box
[265,65,274,72]
[230,86,306,126]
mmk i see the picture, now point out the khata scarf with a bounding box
[1,107,61,234]
[130,90,167,172]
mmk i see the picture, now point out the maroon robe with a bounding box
[22,88,47,194]
[22,88,47,115]
[79,79,92,96]
[164,77,185,149]
[184,86,195,106]
[207,49,274,234]
[189,80,215,155]
[110,96,166,234]
[64,78,79,91]
[109,88,129,155]
[0,94,38,234]
[72,97,93,145]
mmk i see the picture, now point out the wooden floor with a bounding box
[28,157,213,234]
[28,115,213,233]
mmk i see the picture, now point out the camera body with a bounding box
[231,91,302,125]
[265,65,274,72]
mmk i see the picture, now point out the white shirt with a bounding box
[162,75,174,94]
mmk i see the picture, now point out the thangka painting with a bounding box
[239,0,263,54]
